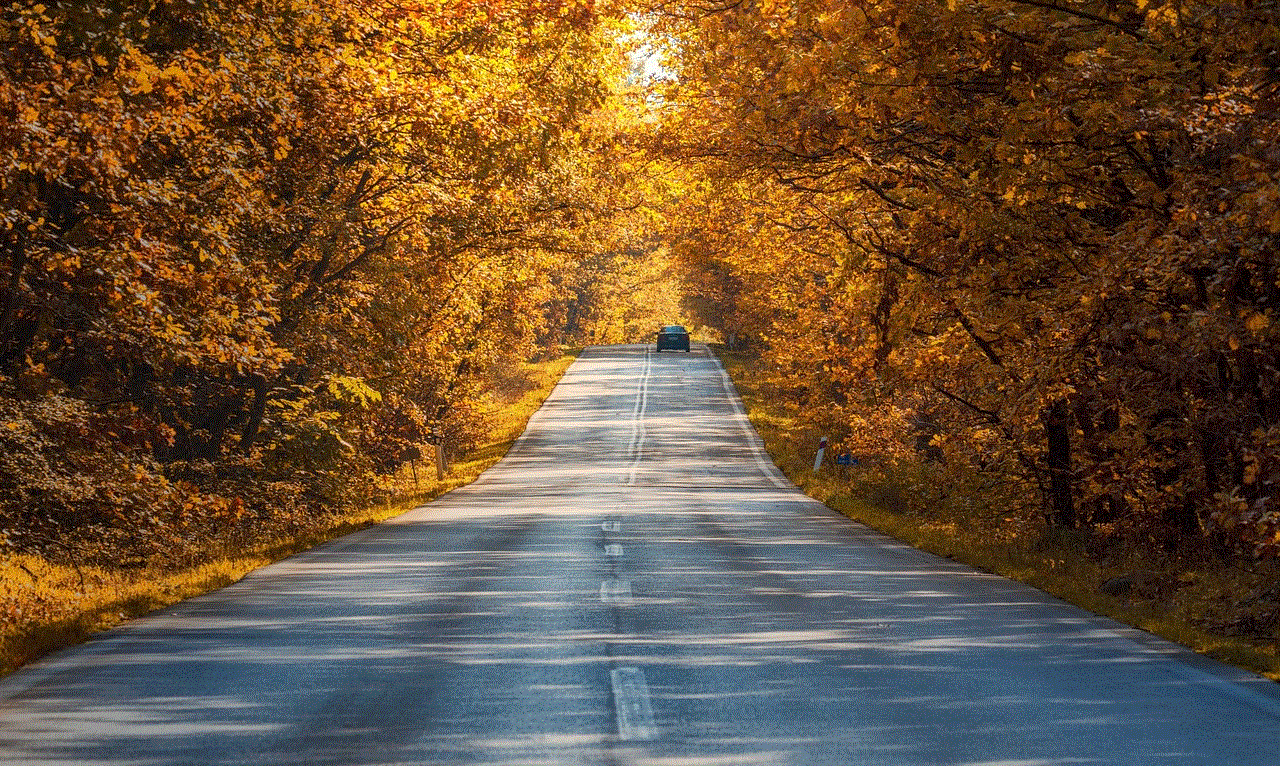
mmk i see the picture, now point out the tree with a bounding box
[1,0,652,562]
[651,0,1280,555]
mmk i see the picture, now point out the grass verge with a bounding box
[0,350,579,677]
[716,346,1280,683]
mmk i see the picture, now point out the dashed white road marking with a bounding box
[610,666,657,741]
[605,544,624,557]
[599,579,633,605]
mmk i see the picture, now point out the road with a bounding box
[2,343,1279,765]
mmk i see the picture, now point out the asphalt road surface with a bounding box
[3,344,1280,765]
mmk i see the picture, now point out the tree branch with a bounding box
[1005,0,1144,40]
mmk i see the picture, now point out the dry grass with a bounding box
[0,350,579,676]
[716,347,1280,683]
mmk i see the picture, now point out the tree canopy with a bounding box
[652,0,1279,556]
[3,0,1277,566]
[1,0,669,564]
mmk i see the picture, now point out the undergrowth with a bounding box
[716,347,1280,683]
[0,350,578,676]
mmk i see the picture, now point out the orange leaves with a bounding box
[1211,426,1280,558]
[652,0,1280,552]
[1,0,638,564]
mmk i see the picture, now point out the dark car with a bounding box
[656,325,691,352]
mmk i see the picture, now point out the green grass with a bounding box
[0,350,580,676]
[715,346,1280,683]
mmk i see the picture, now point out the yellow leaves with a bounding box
[118,45,158,95]
[754,0,789,19]
[1242,455,1259,485]
[652,0,1280,562]
[1,0,620,571]
[1146,6,1180,29]
[273,136,292,161]
[1000,186,1030,207]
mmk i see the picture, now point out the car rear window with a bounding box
[661,326,687,333]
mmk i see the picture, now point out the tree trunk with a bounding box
[0,232,29,365]
[240,374,269,454]
[1043,399,1075,527]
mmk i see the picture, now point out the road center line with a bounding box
[610,666,657,741]
[599,579,633,605]
[625,348,651,486]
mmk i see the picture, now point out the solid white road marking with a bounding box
[610,666,657,741]
[605,544,623,557]
[709,355,793,489]
[600,579,633,605]
[625,348,651,486]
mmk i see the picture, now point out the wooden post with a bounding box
[435,442,447,480]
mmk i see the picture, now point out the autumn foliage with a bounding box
[4,0,1278,584]
[1,0,659,567]
[655,1,1279,557]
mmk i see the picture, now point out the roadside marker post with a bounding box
[814,436,828,474]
